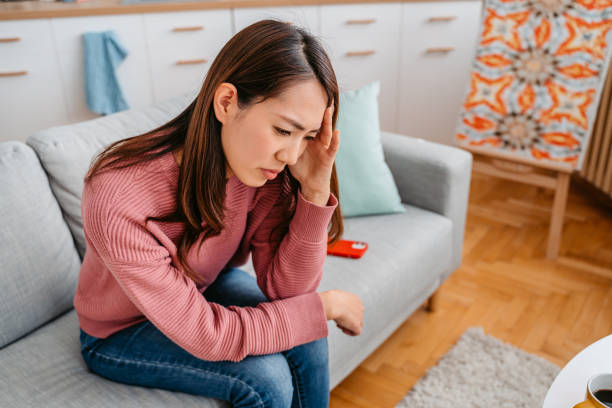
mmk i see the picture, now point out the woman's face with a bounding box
[216,79,329,187]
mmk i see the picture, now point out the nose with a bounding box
[277,139,302,166]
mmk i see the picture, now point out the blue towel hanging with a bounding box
[82,30,130,115]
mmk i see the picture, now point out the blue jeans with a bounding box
[79,267,330,408]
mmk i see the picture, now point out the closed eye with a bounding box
[275,127,316,141]
[275,127,291,136]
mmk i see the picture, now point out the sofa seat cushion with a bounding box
[0,309,230,408]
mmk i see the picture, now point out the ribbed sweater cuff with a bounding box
[280,292,329,346]
[292,189,338,243]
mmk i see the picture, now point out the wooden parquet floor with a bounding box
[329,172,612,408]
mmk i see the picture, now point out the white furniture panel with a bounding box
[51,14,146,54]
[397,1,482,145]
[0,19,69,143]
[55,48,153,123]
[143,10,233,103]
[52,15,153,123]
[1,2,486,146]
[233,6,319,36]
[0,18,56,52]
[320,3,401,133]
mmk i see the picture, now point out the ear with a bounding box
[213,82,238,124]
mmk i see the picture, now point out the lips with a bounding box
[261,168,281,179]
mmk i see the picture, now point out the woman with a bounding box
[75,19,364,408]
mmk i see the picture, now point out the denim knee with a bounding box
[247,354,294,408]
[295,336,329,369]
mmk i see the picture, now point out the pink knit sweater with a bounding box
[73,150,337,362]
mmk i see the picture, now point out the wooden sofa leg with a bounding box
[425,291,439,313]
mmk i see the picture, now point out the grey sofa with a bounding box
[0,91,472,407]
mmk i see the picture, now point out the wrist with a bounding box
[319,291,335,320]
[301,187,330,206]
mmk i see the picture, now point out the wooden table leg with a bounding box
[546,172,571,260]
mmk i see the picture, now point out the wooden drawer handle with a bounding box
[0,71,28,77]
[173,26,204,32]
[346,50,376,57]
[176,58,207,65]
[427,16,457,22]
[425,47,455,53]
[0,37,21,43]
[346,18,377,25]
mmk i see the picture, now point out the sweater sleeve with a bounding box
[82,181,328,362]
[250,187,338,301]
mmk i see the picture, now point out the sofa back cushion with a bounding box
[335,80,405,217]
[26,91,195,260]
[0,142,81,348]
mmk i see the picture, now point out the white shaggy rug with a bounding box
[395,327,561,408]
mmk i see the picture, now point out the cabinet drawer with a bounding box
[0,19,69,142]
[233,6,319,36]
[321,2,401,133]
[0,19,54,53]
[143,10,232,50]
[398,0,482,145]
[330,46,394,93]
[0,19,55,72]
[143,10,232,103]
[51,14,146,55]
[331,49,399,132]
[402,1,483,47]
[148,48,211,103]
[320,3,401,52]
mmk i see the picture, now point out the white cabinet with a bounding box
[51,14,153,124]
[233,6,319,36]
[0,2,484,145]
[397,1,482,145]
[0,19,69,143]
[143,10,233,103]
[320,2,402,133]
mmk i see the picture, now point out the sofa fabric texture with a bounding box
[0,142,81,349]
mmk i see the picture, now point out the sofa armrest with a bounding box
[380,131,473,276]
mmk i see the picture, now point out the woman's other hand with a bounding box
[319,290,364,336]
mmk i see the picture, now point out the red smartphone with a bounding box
[327,239,368,259]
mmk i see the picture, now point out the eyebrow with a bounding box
[276,114,320,134]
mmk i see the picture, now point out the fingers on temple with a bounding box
[329,129,340,152]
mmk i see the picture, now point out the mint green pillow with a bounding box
[335,80,406,217]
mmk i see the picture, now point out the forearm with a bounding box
[252,190,338,300]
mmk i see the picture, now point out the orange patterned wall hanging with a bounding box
[455,0,612,170]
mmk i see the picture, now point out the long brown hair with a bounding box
[84,19,344,285]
